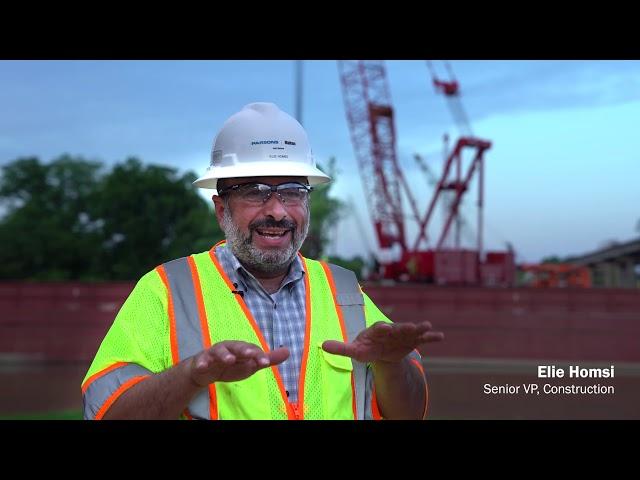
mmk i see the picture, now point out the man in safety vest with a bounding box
[82,102,444,420]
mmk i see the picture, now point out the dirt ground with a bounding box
[0,362,88,416]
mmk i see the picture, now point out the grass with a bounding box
[0,410,83,420]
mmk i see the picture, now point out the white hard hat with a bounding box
[193,102,331,191]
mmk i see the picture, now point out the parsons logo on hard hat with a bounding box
[249,140,296,147]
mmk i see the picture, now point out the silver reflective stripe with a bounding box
[83,363,151,419]
[363,371,376,420]
[407,350,427,419]
[163,256,211,420]
[326,263,367,420]
[408,350,422,364]
[164,257,204,362]
[187,389,211,419]
[336,293,363,305]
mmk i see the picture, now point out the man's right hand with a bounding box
[189,341,290,387]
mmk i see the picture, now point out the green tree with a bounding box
[0,156,223,281]
[89,157,223,280]
[0,155,103,280]
[301,157,344,259]
[0,154,345,280]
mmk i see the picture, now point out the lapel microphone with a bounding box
[231,282,245,298]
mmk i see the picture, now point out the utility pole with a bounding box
[295,60,303,125]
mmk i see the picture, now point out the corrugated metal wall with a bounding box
[1,282,639,363]
[1,282,638,418]
[0,282,134,363]
[363,284,640,362]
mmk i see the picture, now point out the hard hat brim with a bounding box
[193,162,332,192]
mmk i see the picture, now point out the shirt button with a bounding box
[285,390,290,397]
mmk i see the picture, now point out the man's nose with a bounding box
[261,192,288,220]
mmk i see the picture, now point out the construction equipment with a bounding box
[520,263,592,288]
[338,60,515,286]
[414,149,476,249]
[425,61,472,137]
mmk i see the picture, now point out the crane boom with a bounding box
[338,60,420,252]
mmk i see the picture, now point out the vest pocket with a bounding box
[320,348,353,371]
[216,369,272,419]
[317,343,355,419]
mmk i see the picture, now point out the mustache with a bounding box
[249,218,298,231]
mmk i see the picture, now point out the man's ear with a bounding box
[212,195,226,226]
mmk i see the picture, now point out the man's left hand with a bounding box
[321,321,444,364]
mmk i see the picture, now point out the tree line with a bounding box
[0,155,355,281]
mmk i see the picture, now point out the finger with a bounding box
[210,343,237,365]
[225,342,275,369]
[394,322,438,337]
[221,341,260,354]
[322,340,358,358]
[194,345,235,373]
[391,322,418,336]
[376,323,433,349]
[231,357,268,372]
[267,347,290,366]
[388,322,419,344]
[417,331,445,344]
[368,322,394,338]
[227,342,266,360]
[413,321,433,334]
[194,352,212,371]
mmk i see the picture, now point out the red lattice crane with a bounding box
[337,61,422,254]
[338,60,515,286]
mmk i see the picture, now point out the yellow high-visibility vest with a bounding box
[81,244,412,420]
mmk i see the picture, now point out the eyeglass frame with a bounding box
[217,181,314,205]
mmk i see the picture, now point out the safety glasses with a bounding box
[218,182,313,206]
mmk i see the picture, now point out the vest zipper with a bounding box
[290,402,301,420]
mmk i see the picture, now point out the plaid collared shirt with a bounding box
[215,244,306,403]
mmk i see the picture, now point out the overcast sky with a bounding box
[1,60,639,262]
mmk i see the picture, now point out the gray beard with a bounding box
[221,201,310,275]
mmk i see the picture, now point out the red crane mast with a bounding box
[338,60,514,286]
[337,61,421,253]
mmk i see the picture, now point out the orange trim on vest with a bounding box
[211,239,227,250]
[187,256,213,350]
[183,409,194,420]
[81,362,127,394]
[94,375,149,420]
[410,356,425,375]
[424,381,430,419]
[410,354,429,419]
[320,261,358,420]
[156,265,179,365]
[350,374,357,419]
[371,384,383,420]
[295,255,313,420]
[187,255,219,420]
[208,248,296,420]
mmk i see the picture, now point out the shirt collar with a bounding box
[217,243,305,292]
